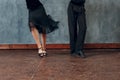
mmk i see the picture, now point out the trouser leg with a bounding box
[75,8,87,52]
[68,3,77,53]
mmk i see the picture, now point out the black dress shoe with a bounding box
[71,53,79,57]
[77,50,86,58]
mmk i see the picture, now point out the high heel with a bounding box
[42,50,47,56]
[38,47,44,57]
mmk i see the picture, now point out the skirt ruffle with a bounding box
[28,5,59,34]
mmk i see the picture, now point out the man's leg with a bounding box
[75,7,87,58]
[68,3,77,54]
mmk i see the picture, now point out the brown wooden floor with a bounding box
[0,49,120,80]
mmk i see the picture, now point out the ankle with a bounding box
[38,46,42,49]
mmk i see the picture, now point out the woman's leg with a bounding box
[40,28,47,55]
[41,33,46,51]
[30,23,44,56]
[31,27,42,49]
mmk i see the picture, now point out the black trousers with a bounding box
[67,2,87,53]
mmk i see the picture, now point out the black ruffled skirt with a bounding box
[28,5,59,34]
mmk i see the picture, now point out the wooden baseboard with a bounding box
[0,43,120,49]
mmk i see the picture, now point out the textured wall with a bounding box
[85,0,120,43]
[0,0,120,44]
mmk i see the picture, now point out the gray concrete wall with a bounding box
[85,0,120,43]
[0,0,120,44]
